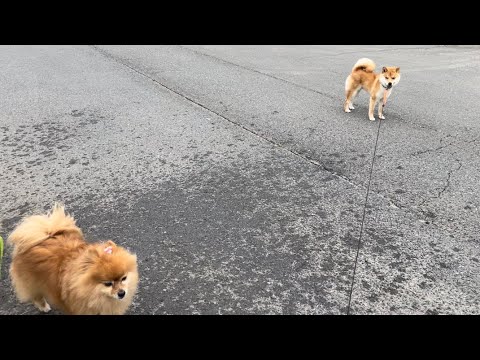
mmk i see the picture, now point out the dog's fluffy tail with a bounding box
[8,203,83,256]
[352,58,376,73]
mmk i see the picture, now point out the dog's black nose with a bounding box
[118,290,126,299]
[388,82,392,86]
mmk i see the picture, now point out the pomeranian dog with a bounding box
[344,58,401,121]
[8,204,139,315]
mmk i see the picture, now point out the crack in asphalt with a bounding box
[408,135,480,158]
[438,159,463,199]
[409,135,456,157]
[417,157,464,225]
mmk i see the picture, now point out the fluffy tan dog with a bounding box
[8,204,139,315]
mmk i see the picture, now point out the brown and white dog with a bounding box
[344,58,401,121]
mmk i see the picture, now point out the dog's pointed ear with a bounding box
[106,240,116,247]
[382,67,388,73]
[396,67,400,72]
[103,240,116,254]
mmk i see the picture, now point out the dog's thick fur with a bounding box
[344,58,401,121]
[8,204,138,315]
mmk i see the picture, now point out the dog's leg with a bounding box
[378,102,385,120]
[344,89,356,113]
[349,87,360,110]
[368,96,378,121]
[379,89,391,120]
[344,76,355,113]
[33,296,51,313]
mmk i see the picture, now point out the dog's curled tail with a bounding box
[8,203,83,256]
[352,58,376,73]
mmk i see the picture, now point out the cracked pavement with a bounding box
[0,45,479,314]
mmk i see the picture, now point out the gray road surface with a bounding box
[0,45,479,314]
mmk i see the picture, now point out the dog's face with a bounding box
[380,66,401,90]
[86,241,139,301]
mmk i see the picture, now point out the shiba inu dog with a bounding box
[344,58,401,121]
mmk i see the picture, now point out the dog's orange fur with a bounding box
[344,58,401,121]
[8,204,139,315]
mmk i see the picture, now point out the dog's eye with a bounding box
[392,77,396,80]
[122,276,127,281]
[104,282,113,287]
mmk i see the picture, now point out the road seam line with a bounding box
[178,45,338,101]
[90,45,364,190]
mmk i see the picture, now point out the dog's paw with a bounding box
[345,109,351,113]
[369,117,375,121]
[379,114,385,120]
[349,105,355,110]
[35,301,51,313]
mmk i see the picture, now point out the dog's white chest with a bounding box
[376,87,386,99]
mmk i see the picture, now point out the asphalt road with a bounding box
[0,45,479,314]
